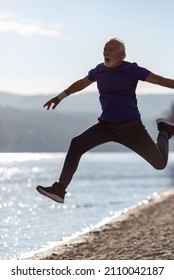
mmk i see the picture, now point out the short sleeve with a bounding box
[87,68,97,82]
[130,63,151,81]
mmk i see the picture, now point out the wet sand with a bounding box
[26,191,174,260]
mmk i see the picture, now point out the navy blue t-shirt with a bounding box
[88,61,151,121]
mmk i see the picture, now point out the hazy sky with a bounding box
[1,0,174,95]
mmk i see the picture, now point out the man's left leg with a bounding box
[115,119,169,170]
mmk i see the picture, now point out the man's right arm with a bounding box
[43,76,93,110]
[65,76,93,95]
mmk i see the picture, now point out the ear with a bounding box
[120,51,126,59]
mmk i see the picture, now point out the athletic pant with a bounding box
[59,119,169,187]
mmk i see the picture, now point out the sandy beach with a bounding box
[26,191,174,260]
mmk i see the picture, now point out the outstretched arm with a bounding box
[145,72,174,89]
[44,76,93,110]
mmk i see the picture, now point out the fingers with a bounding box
[43,98,59,110]
[43,101,51,110]
[52,103,57,110]
[52,99,60,109]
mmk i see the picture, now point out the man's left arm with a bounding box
[145,72,174,89]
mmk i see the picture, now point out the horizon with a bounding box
[0,89,174,97]
[1,90,174,99]
[1,89,174,120]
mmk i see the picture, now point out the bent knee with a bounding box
[71,136,81,145]
[153,162,167,170]
[70,136,84,150]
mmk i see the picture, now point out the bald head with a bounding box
[103,38,126,68]
[107,38,126,55]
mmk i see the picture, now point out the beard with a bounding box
[104,57,120,68]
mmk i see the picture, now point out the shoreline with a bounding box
[23,190,174,260]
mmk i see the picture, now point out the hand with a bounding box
[43,96,60,110]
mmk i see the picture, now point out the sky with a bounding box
[0,0,174,95]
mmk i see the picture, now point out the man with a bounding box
[37,37,174,204]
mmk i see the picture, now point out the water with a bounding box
[0,152,174,260]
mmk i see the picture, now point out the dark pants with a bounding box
[59,119,169,187]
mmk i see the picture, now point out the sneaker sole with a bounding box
[156,118,174,126]
[36,186,64,203]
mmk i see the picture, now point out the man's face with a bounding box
[103,40,123,68]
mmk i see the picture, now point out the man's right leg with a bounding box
[36,121,114,203]
[59,121,114,186]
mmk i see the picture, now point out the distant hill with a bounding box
[1,91,174,117]
[1,91,174,152]
[0,91,101,113]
